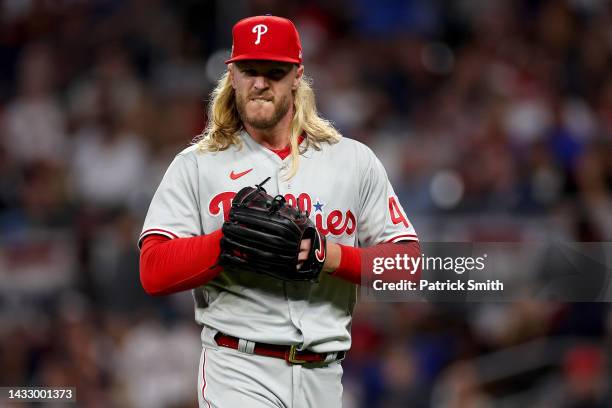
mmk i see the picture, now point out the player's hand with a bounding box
[299,239,341,273]
[298,239,312,270]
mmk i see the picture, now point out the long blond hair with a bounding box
[194,67,341,179]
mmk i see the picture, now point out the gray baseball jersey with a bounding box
[139,131,417,353]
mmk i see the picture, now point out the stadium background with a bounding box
[0,0,610,407]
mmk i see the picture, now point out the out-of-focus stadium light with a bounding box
[430,169,464,209]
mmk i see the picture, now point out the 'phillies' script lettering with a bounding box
[208,192,356,237]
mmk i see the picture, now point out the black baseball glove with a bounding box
[220,178,326,282]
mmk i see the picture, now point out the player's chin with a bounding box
[246,112,276,128]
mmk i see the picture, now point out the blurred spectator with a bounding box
[70,108,147,209]
[1,43,67,165]
[116,319,201,408]
[560,345,609,408]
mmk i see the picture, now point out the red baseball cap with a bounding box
[225,15,302,64]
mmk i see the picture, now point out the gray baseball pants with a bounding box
[197,326,344,408]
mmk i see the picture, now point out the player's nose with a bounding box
[252,75,268,90]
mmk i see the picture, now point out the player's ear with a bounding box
[228,64,237,89]
[292,65,304,91]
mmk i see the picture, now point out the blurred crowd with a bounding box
[0,0,611,407]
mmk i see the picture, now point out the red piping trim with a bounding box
[138,229,179,249]
[201,349,211,408]
[385,234,419,243]
[139,228,179,240]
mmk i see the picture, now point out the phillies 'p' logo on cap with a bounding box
[252,24,268,45]
[225,15,302,64]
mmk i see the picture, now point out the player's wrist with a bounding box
[322,242,341,273]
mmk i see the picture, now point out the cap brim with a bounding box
[225,53,301,64]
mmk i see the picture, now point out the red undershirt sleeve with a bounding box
[139,230,223,296]
[140,231,420,292]
[331,241,422,285]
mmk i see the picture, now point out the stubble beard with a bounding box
[236,91,291,130]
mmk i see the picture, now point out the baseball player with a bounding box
[139,15,420,408]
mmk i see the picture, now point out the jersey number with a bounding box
[389,197,410,228]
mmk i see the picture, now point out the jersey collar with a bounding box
[241,131,305,161]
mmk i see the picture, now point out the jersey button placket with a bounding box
[275,160,304,339]
[285,283,306,341]
[278,162,289,192]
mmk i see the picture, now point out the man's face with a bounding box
[230,60,303,130]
